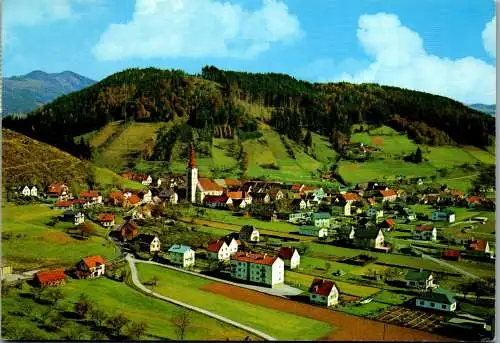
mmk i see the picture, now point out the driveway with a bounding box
[126,254,276,341]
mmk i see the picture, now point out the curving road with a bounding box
[125,254,277,341]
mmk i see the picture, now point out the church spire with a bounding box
[188,142,197,169]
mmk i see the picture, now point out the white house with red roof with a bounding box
[309,278,339,307]
[76,255,106,278]
[378,189,397,202]
[413,225,437,241]
[207,240,230,261]
[230,252,284,287]
[98,213,115,227]
[47,182,70,200]
[79,190,102,206]
[277,247,300,269]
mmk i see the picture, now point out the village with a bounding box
[2,143,495,341]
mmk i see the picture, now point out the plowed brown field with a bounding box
[201,283,454,341]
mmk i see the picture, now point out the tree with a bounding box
[107,313,130,337]
[150,275,159,289]
[74,293,94,319]
[46,287,65,305]
[303,130,312,147]
[48,313,67,331]
[126,321,149,340]
[90,308,108,329]
[170,310,191,340]
[414,147,423,163]
[78,221,95,238]
[472,164,495,195]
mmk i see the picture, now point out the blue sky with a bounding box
[3,0,497,103]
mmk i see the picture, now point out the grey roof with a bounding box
[168,244,192,253]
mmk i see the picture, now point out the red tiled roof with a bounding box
[48,183,66,194]
[379,189,397,197]
[367,197,377,205]
[204,195,230,204]
[466,196,483,203]
[415,225,434,232]
[56,200,73,207]
[80,191,99,198]
[443,249,461,257]
[277,247,296,260]
[385,218,395,226]
[468,239,488,251]
[227,191,243,199]
[132,174,150,181]
[198,178,223,192]
[109,191,124,201]
[98,213,115,222]
[232,252,277,265]
[35,269,65,284]
[224,178,241,187]
[207,240,226,252]
[450,190,465,197]
[82,255,106,269]
[127,194,141,205]
[302,185,319,192]
[343,193,361,202]
[309,278,336,296]
[290,184,303,191]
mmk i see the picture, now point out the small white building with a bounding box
[239,225,259,242]
[136,234,161,253]
[299,225,328,238]
[415,288,457,312]
[413,225,437,241]
[309,278,339,307]
[98,213,115,227]
[230,252,284,287]
[141,190,153,204]
[277,247,300,269]
[207,240,230,261]
[168,245,196,268]
[404,270,437,290]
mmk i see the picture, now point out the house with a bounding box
[230,252,284,287]
[251,192,271,204]
[239,225,259,242]
[79,191,103,205]
[232,198,248,209]
[135,174,153,186]
[331,202,351,216]
[98,213,115,227]
[288,211,312,224]
[378,189,397,202]
[366,206,384,220]
[55,200,73,210]
[33,269,66,287]
[402,208,417,221]
[415,287,456,312]
[454,233,474,246]
[62,210,85,225]
[303,193,321,207]
[342,193,361,204]
[268,188,284,202]
[168,245,195,268]
[135,234,161,253]
[465,196,483,208]
[413,225,437,241]
[442,249,461,261]
[432,209,456,223]
[353,228,386,250]
[124,193,141,208]
[21,185,37,197]
[197,177,224,204]
[290,184,304,192]
[299,225,328,238]
[118,220,139,241]
[207,240,230,261]
[308,212,331,228]
[158,188,178,205]
[140,190,153,203]
[76,256,106,279]
[47,183,69,199]
[227,191,244,200]
[405,269,437,289]
[277,247,300,269]
[467,239,491,257]
[308,278,339,307]
[108,191,124,206]
[379,218,395,231]
[203,194,233,209]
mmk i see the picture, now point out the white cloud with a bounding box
[92,0,303,61]
[334,13,496,104]
[482,16,496,58]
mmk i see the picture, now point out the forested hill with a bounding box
[3,66,495,158]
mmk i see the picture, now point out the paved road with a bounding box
[126,254,277,341]
[134,258,303,297]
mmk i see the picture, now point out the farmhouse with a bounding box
[108,191,124,206]
[342,192,361,204]
[308,278,339,307]
[135,234,161,253]
[139,190,153,203]
[118,220,139,241]
[251,192,271,204]
[62,210,85,225]
[98,213,115,227]
[124,193,141,208]
[442,249,461,261]
[288,211,311,223]
[203,194,233,209]
[378,189,397,202]
[196,177,224,204]
[404,270,437,290]
[413,225,437,241]
[76,255,106,279]
[415,288,456,312]
[432,208,456,223]
[379,218,395,231]
[207,240,230,261]
[158,188,178,205]
[33,269,66,287]
[331,201,351,216]
[230,252,284,287]
[79,191,103,205]
[308,212,331,228]
[133,174,153,186]
[299,225,328,238]
[232,198,248,209]
[268,188,284,201]
[47,182,70,200]
[239,225,260,242]
[353,228,386,250]
[221,236,241,255]
[467,239,491,257]
[168,245,195,268]
[465,196,483,208]
[277,247,300,269]
[55,200,73,210]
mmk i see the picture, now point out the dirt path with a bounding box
[201,283,453,341]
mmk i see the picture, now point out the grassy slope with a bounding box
[2,203,116,270]
[136,264,332,340]
[2,278,256,340]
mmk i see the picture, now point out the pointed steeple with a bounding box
[188,142,197,169]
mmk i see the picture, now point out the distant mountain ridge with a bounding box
[2,70,96,116]
[468,104,495,116]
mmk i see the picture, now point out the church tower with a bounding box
[187,142,198,203]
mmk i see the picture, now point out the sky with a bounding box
[3,0,497,104]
